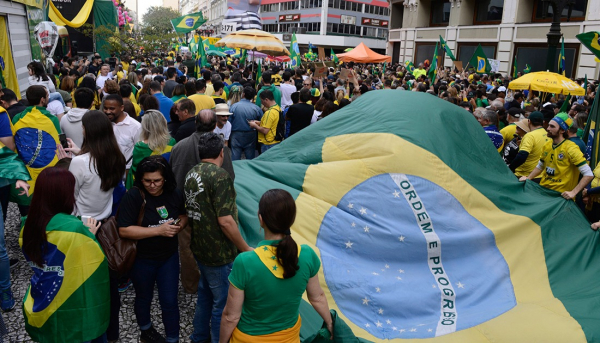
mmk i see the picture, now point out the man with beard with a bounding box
[520,112,593,200]
[103,94,142,171]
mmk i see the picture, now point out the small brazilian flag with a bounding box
[233,90,600,342]
[524,64,531,74]
[405,60,415,75]
[576,31,600,60]
[125,138,176,189]
[170,12,206,34]
[331,48,339,64]
[468,44,491,74]
[20,213,109,342]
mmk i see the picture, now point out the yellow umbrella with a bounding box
[214,29,290,56]
[508,71,584,96]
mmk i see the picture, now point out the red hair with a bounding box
[22,167,76,267]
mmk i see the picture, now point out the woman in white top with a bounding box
[27,61,66,108]
[66,110,126,220]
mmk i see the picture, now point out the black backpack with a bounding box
[273,108,285,142]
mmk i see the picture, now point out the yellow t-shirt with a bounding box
[515,127,549,178]
[258,105,281,145]
[500,123,517,147]
[413,68,426,79]
[271,73,282,86]
[188,94,216,113]
[539,139,587,194]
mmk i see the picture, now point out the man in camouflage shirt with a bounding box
[184,132,252,343]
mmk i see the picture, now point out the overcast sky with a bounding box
[122,0,162,23]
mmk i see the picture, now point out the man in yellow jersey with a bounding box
[509,112,548,180]
[520,113,593,200]
[248,90,281,153]
[500,108,523,147]
[188,79,216,113]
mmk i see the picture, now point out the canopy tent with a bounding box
[336,42,391,63]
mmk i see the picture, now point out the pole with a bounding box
[545,0,575,73]
[135,0,139,32]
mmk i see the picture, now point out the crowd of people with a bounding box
[0,47,597,342]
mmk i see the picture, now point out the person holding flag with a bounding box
[330,48,339,64]
[405,60,415,75]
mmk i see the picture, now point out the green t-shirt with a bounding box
[184,162,238,266]
[228,240,321,336]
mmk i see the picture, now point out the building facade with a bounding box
[387,0,600,78]
[260,0,390,52]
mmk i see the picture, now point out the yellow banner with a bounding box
[49,0,94,28]
[0,17,21,96]
[12,0,45,9]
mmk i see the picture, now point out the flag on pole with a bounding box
[583,90,600,167]
[468,44,491,74]
[198,35,209,69]
[405,60,415,75]
[559,36,566,76]
[170,12,206,34]
[523,64,531,74]
[559,95,571,113]
[331,48,339,64]
[239,49,247,66]
[427,42,439,81]
[512,55,518,79]
[256,61,262,88]
[576,32,600,60]
[290,33,302,68]
[439,35,456,61]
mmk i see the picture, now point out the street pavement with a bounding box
[3,202,198,342]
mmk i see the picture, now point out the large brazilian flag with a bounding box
[233,90,600,342]
[20,213,109,342]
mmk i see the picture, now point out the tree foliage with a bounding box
[141,6,180,36]
[92,24,179,57]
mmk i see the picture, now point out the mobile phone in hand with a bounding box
[172,218,181,225]
[59,134,68,149]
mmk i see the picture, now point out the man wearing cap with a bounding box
[509,111,549,180]
[255,72,281,109]
[214,103,232,146]
[501,108,524,147]
[520,113,593,200]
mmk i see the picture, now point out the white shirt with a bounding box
[280,83,296,108]
[214,121,232,141]
[96,72,113,89]
[46,100,64,116]
[112,114,142,169]
[311,110,321,124]
[69,153,114,220]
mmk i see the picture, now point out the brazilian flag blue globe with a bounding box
[233,91,600,342]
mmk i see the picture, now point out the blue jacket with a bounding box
[153,92,174,123]
[229,99,263,132]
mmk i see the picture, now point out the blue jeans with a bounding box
[130,253,180,342]
[0,209,9,291]
[261,142,279,153]
[230,131,256,160]
[48,92,66,108]
[190,261,233,343]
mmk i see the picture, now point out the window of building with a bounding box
[260,4,278,12]
[456,43,496,70]
[281,1,299,11]
[473,0,503,24]
[430,0,451,26]
[364,27,377,37]
[328,0,361,12]
[263,24,277,33]
[513,43,579,78]
[280,23,298,33]
[300,0,321,8]
[414,43,437,65]
[299,22,321,32]
[377,28,388,39]
[533,0,587,22]
[326,22,361,35]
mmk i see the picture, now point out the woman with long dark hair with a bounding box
[220,189,333,342]
[28,61,66,108]
[21,167,109,342]
[119,155,186,343]
[66,110,126,220]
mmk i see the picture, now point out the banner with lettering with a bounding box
[233,90,600,342]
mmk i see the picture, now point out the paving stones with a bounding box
[3,203,198,342]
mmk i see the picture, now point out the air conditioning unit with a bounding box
[289,27,307,34]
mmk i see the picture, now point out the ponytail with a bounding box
[259,189,298,279]
[276,235,299,279]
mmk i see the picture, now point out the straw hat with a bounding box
[215,103,233,116]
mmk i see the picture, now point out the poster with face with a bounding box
[224,0,262,31]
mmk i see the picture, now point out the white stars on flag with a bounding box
[385,264,390,269]
[365,323,370,328]
[399,329,406,333]
[398,269,405,273]
[375,287,380,293]
[362,297,370,305]
[432,284,437,288]
[393,190,401,198]
[386,319,392,325]
[410,328,417,332]
[372,272,379,276]
[364,226,370,233]
[376,320,383,328]
[348,203,354,209]
[392,327,398,331]
[398,235,406,242]
[428,328,433,332]
[351,222,356,227]
[359,207,367,215]
[457,282,465,289]
[378,308,384,314]
[345,241,354,249]
[396,276,402,280]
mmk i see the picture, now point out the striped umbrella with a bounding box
[215,29,290,56]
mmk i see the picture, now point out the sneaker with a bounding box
[0,288,15,312]
[118,279,132,293]
[9,258,19,267]
[140,325,166,343]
